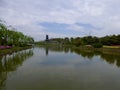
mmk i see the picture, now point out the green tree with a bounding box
[0,20,34,46]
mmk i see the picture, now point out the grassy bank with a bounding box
[103,45,120,49]
[71,45,120,56]
[37,43,120,56]
[0,46,32,56]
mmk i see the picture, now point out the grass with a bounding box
[103,45,120,49]
[71,45,120,55]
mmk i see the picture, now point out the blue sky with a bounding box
[0,0,120,41]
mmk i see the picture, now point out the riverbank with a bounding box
[0,46,33,56]
[71,45,120,55]
[37,44,120,55]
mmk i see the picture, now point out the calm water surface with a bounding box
[0,46,120,90]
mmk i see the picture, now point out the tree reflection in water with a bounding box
[39,45,120,67]
[73,49,120,67]
[0,49,33,90]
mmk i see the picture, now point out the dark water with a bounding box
[0,46,120,90]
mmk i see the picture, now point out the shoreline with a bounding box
[1,45,120,56]
[71,46,120,55]
[0,46,32,56]
[37,44,120,55]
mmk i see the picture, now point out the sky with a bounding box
[0,0,120,41]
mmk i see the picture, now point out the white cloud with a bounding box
[0,0,120,40]
[67,24,85,32]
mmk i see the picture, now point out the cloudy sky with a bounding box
[0,0,120,41]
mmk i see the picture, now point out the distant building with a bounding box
[45,35,60,44]
[46,35,49,41]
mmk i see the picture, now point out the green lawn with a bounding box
[103,45,120,49]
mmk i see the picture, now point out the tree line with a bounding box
[0,21,34,47]
[44,35,120,48]
[70,35,120,47]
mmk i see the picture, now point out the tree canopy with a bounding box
[0,21,34,46]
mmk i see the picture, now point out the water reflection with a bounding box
[0,46,120,90]
[0,49,33,90]
[42,46,70,56]
[101,54,120,67]
[73,49,120,67]
[45,47,49,56]
[39,46,120,67]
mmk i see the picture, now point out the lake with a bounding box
[0,46,120,90]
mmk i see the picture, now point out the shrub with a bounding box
[92,43,103,48]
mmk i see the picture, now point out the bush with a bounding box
[92,43,103,48]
